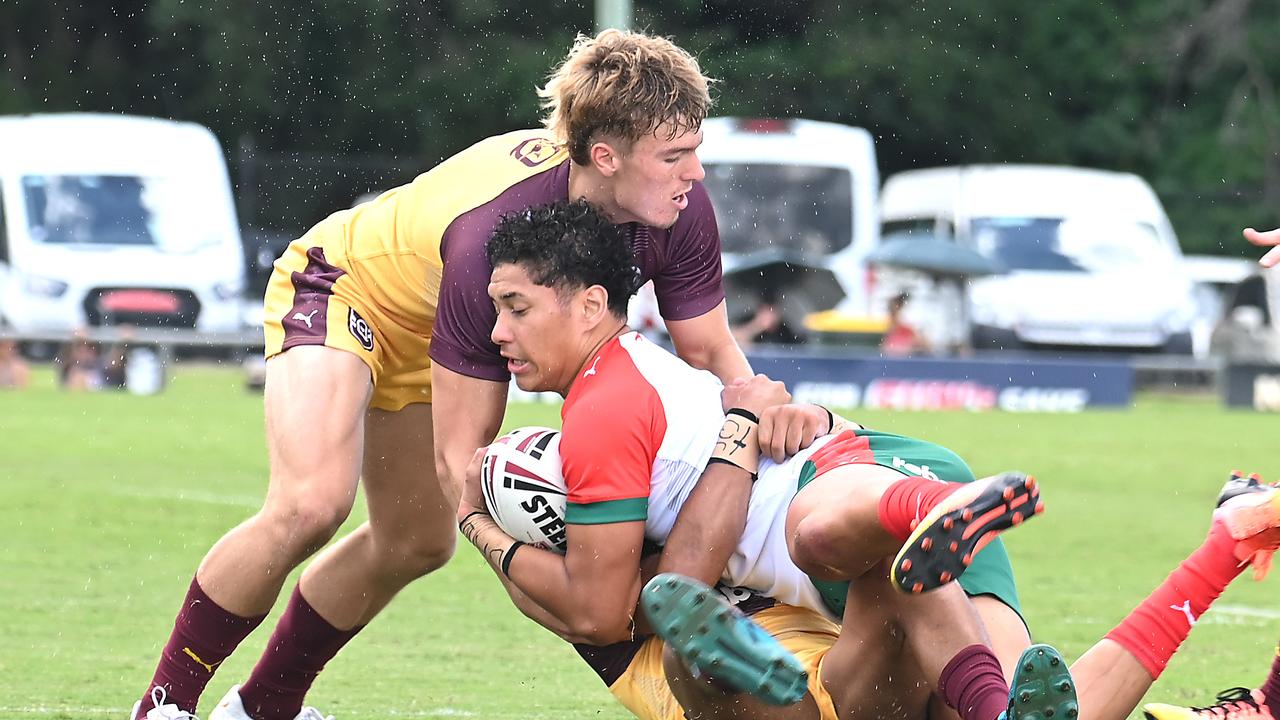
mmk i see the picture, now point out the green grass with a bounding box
[2,365,1278,718]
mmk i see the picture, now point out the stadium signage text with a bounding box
[507,350,1130,412]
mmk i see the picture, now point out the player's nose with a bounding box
[491,316,512,345]
[686,155,705,182]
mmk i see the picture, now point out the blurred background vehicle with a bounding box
[880,164,1199,355]
[1210,264,1280,363]
[0,114,247,335]
[660,117,880,346]
[1182,253,1258,358]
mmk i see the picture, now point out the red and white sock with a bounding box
[877,476,964,541]
[1105,518,1244,678]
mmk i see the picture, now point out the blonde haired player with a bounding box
[130,29,761,720]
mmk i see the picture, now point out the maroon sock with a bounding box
[1260,645,1280,716]
[238,586,364,720]
[877,476,964,541]
[135,577,266,717]
[938,644,1011,720]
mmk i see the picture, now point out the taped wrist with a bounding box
[501,541,526,577]
[709,408,761,479]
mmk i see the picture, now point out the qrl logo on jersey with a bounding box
[510,137,558,167]
[348,308,375,351]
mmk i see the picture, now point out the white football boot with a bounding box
[130,687,200,720]
[209,685,334,720]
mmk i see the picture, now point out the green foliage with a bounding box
[3,0,1279,249]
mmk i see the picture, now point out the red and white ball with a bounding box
[481,426,568,554]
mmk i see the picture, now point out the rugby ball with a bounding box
[481,426,568,554]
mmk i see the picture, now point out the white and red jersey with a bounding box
[559,332,834,618]
[559,332,724,537]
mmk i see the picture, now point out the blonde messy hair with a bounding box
[540,29,713,165]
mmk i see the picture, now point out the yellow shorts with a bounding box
[608,604,842,720]
[262,239,436,412]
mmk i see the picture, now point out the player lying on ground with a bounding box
[456,199,1075,720]
[462,199,1280,720]
[645,472,1280,720]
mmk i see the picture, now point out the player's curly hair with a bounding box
[487,199,641,318]
[540,29,713,165]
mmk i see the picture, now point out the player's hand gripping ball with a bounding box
[481,426,568,554]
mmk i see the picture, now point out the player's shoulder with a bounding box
[405,129,567,200]
[570,336,657,397]
[447,128,568,175]
[566,333,716,422]
[562,338,662,417]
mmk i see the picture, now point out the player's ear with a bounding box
[588,140,620,176]
[580,285,609,324]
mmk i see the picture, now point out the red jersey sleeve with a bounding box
[559,347,667,525]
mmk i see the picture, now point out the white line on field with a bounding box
[1055,604,1280,628]
[1207,604,1280,622]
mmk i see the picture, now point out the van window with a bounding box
[970,217,1175,273]
[882,219,953,239]
[21,174,215,252]
[703,163,853,256]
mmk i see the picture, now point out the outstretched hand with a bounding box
[1244,227,1280,268]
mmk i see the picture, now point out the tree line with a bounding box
[3,0,1277,253]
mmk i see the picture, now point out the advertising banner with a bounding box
[509,348,1134,412]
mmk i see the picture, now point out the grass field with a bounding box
[4,364,1279,719]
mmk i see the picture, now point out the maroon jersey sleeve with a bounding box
[428,214,508,382]
[649,182,726,321]
[429,162,571,382]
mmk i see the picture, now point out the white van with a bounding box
[880,164,1198,353]
[0,114,246,332]
[694,118,880,339]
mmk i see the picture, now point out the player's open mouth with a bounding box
[507,358,530,374]
[673,191,688,210]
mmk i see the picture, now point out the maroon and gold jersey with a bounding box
[263,129,725,409]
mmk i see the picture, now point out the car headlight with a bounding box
[22,273,69,298]
[213,277,246,300]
